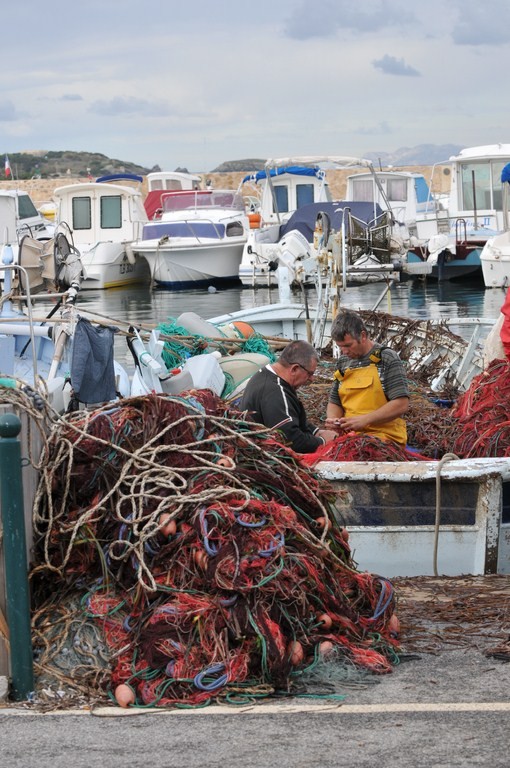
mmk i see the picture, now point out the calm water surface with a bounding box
[62,277,506,370]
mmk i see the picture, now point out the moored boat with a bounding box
[132,187,250,289]
[52,174,150,289]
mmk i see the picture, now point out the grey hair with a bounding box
[279,340,319,368]
[330,310,367,342]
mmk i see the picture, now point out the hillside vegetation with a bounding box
[2,151,156,180]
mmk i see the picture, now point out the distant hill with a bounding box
[1,150,160,180]
[2,145,466,180]
[213,146,464,171]
[211,159,267,173]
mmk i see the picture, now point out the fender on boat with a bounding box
[125,244,136,265]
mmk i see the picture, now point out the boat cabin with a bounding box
[53,181,148,246]
[346,170,446,242]
[242,166,332,225]
[0,190,53,243]
[446,144,510,234]
[145,171,203,220]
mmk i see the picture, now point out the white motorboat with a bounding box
[0,188,54,243]
[480,162,510,288]
[52,174,150,290]
[132,188,250,289]
[347,146,510,281]
[239,156,405,288]
[374,144,510,281]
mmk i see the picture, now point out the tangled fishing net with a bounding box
[451,358,510,457]
[156,317,276,371]
[31,390,400,709]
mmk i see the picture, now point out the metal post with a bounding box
[0,413,34,700]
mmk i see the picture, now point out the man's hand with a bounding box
[316,428,338,444]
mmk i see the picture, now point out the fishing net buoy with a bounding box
[288,640,304,666]
[319,641,334,657]
[158,513,177,537]
[114,684,135,708]
[317,612,333,631]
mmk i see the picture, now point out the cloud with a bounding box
[60,94,83,102]
[450,0,510,45]
[356,121,393,136]
[283,0,415,40]
[89,97,176,118]
[372,54,420,76]
[0,101,24,121]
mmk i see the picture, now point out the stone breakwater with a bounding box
[0,166,450,208]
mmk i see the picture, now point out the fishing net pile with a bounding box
[451,358,510,457]
[31,391,400,709]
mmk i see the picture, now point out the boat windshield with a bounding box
[161,190,244,213]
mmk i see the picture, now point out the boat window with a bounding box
[72,197,92,230]
[296,184,315,207]
[387,179,407,202]
[16,194,39,220]
[151,180,164,190]
[165,180,185,190]
[350,179,375,202]
[274,186,289,213]
[226,221,245,237]
[460,162,493,211]
[491,160,508,211]
[100,196,122,228]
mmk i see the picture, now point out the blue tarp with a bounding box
[413,176,432,204]
[501,163,510,184]
[279,201,384,243]
[142,221,226,240]
[242,166,324,184]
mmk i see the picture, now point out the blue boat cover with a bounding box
[501,163,510,184]
[279,201,384,243]
[413,176,432,203]
[142,221,226,240]
[96,173,143,183]
[242,166,325,184]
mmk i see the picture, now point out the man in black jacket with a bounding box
[240,340,337,453]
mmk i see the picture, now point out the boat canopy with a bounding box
[266,155,373,169]
[242,166,326,184]
[96,173,143,184]
[279,201,384,243]
[414,176,433,204]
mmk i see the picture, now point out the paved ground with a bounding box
[1,576,509,767]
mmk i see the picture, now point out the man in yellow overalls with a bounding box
[325,310,409,444]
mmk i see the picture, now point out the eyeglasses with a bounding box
[296,362,315,378]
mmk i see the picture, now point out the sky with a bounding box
[1,0,509,173]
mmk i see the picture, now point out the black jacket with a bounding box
[240,365,323,453]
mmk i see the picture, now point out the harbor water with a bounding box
[39,277,506,372]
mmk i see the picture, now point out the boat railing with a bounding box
[1,263,40,384]
[455,218,468,244]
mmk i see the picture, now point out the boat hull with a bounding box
[480,231,510,288]
[80,243,150,289]
[134,239,245,289]
[318,458,510,576]
[406,246,482,282]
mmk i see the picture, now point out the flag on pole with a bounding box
[4,155,11,178]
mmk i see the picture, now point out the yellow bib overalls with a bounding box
[334,357,407,444]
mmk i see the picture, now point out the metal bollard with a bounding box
[0,412,34,700]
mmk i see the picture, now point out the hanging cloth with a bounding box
[70,317,117,404]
